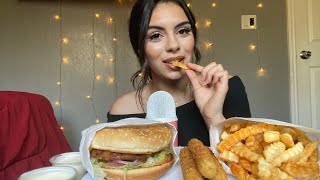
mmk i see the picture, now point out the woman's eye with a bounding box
[147,32,162,41]
[178,28,191,35]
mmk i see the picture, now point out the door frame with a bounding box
[286,0,299,124]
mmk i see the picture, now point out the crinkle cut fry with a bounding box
[179,147,204,180]
[188,139,227,180]
[280,162,319,179]
[218,123,278,152]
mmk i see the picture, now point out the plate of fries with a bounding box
[210,117,320,180]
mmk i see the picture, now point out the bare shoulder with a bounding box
[109,91,142,114]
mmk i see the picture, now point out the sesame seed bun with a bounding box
[91,124,173,154]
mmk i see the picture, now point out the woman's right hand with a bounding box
[185,62,229,127]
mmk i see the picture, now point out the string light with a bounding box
[95,119,100,123]
[95,13,100,18]
[89,32,93,36]
[113,38,117,42]
[55,101,60,106]
[205,42,214,49]
[187,3,191,8]
[257,3,263,8]
[86,95,92,99]
[205,20,212,28]
[211,2,217,7]
[195,21,199,28]
[107,17,114,24]
[249,44,256,51]
[107,76,115,85]
[96,53,101,58]
[62,57,69,64]
[108,58,114,62]
[62,37,69,44]
[54,15,60,20]
[57,82,61,85]
[257,67,265,77]
[95,75,102,80]
[138,72,143,77]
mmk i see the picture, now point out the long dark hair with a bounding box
[129,0,201,110]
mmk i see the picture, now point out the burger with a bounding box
[89,124,175,180]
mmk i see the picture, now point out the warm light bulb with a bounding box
[55,101,60,106]
[187,3,191,8]
[257,3,263,8]
[257,67,265,77]
[109,58,114,62]
[57,82,61,86]
[211,3,216,7]
[62,57,69,64]
[205,42,214,49]
[96,53,101,58]
[54,15,60,20]
[249,44,256,50]
[107,17,114,24]
[96,119,100,123]
[86,95,92,99]
[96,75,102,80]
[62,38,69,44]
[113,38,117,42]
[89,33,93,36]
[138,72,143,77]
[205,20,212,27]
[60,126,64,130]
[107,77,115,85]
[95,13,100,18]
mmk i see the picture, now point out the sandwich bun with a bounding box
[104,157,175,180]
[91,124,172,154]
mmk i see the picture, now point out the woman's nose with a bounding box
[165,34,180,53]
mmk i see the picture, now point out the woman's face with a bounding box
[144,2,195,80]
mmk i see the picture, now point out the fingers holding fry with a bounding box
[179,147,204,180]
[188,139,227,180]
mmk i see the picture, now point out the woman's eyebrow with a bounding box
[148,21,191,30]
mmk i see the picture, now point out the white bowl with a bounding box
[19,166,76,180]
[50,152,86,180]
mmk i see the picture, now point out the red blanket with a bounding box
[0,91,72,180]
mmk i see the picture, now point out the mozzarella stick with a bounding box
[188,138,227,180]
[179,147,204,180]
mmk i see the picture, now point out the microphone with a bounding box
[146,91,178,146]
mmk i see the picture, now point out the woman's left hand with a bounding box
[185,62,229,127]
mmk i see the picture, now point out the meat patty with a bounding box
[90,149,155,162]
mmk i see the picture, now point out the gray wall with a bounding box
[0,0,290,150]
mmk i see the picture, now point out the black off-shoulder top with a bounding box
[107,76,251,146]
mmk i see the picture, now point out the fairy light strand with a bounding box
[58,0,63,130]
[255,0,264,74]
[91,9,99,123]
[113,0,118,97]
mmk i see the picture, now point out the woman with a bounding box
[107,0,251,146]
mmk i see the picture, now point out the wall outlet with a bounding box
[241,15,257,29]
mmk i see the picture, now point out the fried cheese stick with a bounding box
[188,138,227,180]
[179,147,204,180]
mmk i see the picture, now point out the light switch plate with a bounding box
[241,15,257,29]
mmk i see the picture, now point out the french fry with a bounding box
[230,163,256,180]
[171,61,189,69]
[257,157,272,179]
[239,158,252,172]
[218,150,239,163]
[264,131,280,143]
[269,167,293,180]
[296,140,319,163]
[308,148,318,162]
[291,127,311,145]
[245,136,264,154]
[218,123,278,152]
[179,147,204,180]
[263,142,286,163]
[280,162,319,179]
[278,127,297,141]
[271,142,304,167]
[280,133,295,148]
[230,144,263,162]
[220,131,230,140]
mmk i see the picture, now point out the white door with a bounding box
[288,0,320,129]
